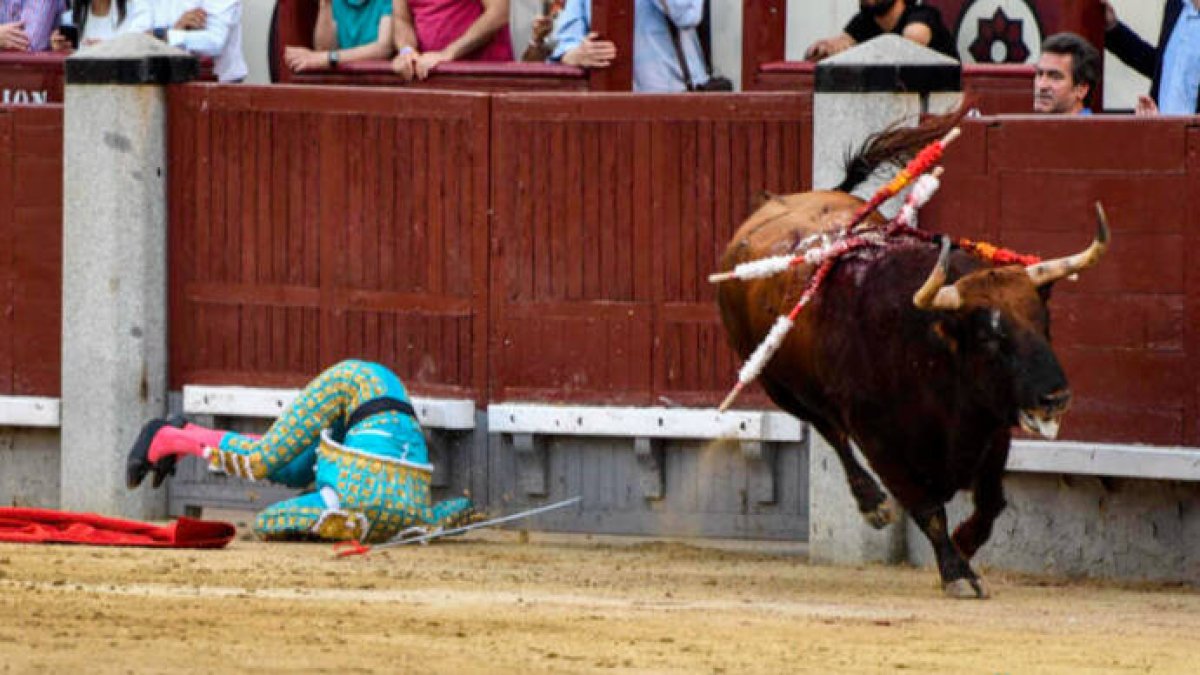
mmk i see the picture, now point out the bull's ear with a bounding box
[930,319,958,353]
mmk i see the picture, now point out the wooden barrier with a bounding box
[0,105,62,398]
[0,53,66,105]
[0,79,1175,451]
[166,85,491,402]
[922,116,1200,447]
[488,92,812,407]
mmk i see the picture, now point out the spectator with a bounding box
[126,360,478,543]
[151,0,247,82]
[1033,32,1100,115]
[549,0,709,92]
[805,0,956,62]
[284,0,395,72]
[50,0,152,50]
[521,0,562,62]
[1103,0,1200,115]
[390,0,514,81]
[0,0,65,51]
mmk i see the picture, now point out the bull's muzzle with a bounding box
[1019,389,1071,440]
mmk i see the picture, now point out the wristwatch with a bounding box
[328,50,340,68]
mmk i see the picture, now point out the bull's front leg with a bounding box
[911,504,989,599]
[952,431,1010,559]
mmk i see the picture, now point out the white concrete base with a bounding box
[0,396,60,427]
[486,403,804,442]
[183,385,476,431]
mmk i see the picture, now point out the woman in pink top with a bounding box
[392,0,513,80]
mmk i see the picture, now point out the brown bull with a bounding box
[716,115,1108,598]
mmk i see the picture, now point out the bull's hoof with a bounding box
[943,577,990,600]
[862,497,900,529]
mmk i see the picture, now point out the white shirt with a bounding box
[159,0,247,83]
[79,0,153,45]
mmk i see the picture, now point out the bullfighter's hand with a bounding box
[562,32,616,68]
[0,21,30,51]
[49,29,72,52]
[284,46,330,72]
[391,49,418,81]
[174,8,207,31]
[415,50,450,80]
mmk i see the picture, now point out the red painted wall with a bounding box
[922,116,1200,446]
[0,105,62,397]
[167,86,490,402]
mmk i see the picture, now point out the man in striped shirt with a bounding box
[0,0,65,51]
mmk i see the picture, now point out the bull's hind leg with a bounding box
[911,504,989,599]
[760,378,898,529]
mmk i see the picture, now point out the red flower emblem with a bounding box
[969,8,1030,63]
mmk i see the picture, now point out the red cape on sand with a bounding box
[0,508,236,548]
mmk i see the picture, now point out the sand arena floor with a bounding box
[2,524,1198,674]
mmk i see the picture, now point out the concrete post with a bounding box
[60,34,196,518]
[808,34,961,565]
[812,34,962,206]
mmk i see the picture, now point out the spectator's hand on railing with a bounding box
[49,29,72,52]
[1099,1,1117,31]
[1135,94,1159,116]
[392,48,418,81]
[804,39,835,62]
[561,32,616,69]
[284,46,330,72]
[531,15,553,44]
[415,50,450,80]
[0,21,31,51]
[174,9,207,31]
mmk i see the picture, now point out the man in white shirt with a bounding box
[152,0,246,82]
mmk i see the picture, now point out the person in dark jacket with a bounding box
[805,0,957,62]
[1103,0,1200,114]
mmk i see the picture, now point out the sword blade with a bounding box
[377,496,582,549]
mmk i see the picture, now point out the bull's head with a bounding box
[912,203,1110,439]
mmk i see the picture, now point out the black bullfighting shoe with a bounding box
[125,415,187,490]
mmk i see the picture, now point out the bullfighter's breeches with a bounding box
[206,359,470,543]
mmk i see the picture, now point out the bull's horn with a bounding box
[913,236,963,311]
[1026,202,1110,287]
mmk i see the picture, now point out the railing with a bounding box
[269,0,618,90]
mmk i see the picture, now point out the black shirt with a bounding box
[844,4,958,61]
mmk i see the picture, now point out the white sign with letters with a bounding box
[1,89,49,105]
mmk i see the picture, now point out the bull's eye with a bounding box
[974,309,1006,348]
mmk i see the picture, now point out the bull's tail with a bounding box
[836,105,969,194]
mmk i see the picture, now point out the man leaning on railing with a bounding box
[390,0,514,82]
[284,0,397,72]
[150,0,248,82]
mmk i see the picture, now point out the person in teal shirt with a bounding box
[284,0,395,72]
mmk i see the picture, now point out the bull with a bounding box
[716,113,1108,598]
